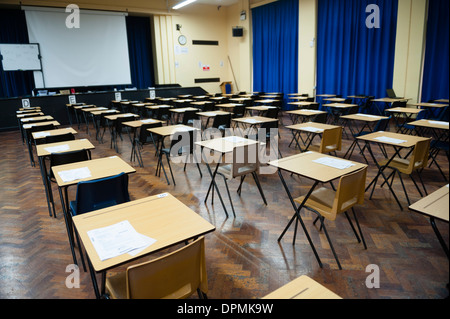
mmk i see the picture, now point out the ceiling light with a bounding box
[172,0,197,10]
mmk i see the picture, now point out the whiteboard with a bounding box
[0,43,42,71]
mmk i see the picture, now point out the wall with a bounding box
[392,0,428,103]
[298,0,317,97]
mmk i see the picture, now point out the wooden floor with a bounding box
[0,114,448,300]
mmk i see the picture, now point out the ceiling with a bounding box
[186,0,240,7]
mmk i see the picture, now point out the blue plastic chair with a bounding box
[69,172,130,216]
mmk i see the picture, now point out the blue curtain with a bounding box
[316,0,398,103]
[0,9,36,98]
[421,0,449,103]
[252,0,299,110]
[125,16,155,90]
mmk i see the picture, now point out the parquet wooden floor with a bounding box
[0,114,448,300]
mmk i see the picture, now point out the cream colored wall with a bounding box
[392,0,428,103]
[298,0,317,97]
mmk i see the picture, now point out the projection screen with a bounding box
[24,6,132,88]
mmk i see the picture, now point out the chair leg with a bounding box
[252,172,267,205]
[164,153,175,185]
[397,171,411,206]
[416,170,428,196]
[352,208,367,250]
[218,173,236,218]
[320,217,342,270]
[237,175,246,196]
[409,173,423,197]
[344,211,361,243]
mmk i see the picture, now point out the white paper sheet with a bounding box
[356,113,380,118]
[301,126,324,133]
[313,157,355,170]
[303,109,322,113]
[44,144,70,153]
[87,220,156,261]
[34,131,51,138]
[243,119,261,124]
[223,136,248,143]
[428,120,449,126]
[57,167,91,183]
[141,119,156,123]
[373,136,407,144]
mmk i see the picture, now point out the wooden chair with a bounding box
[308,126,342,155]
[377,138,431,206]
[294,167,368,269]
[105,237,208,299]
[216,144,267,217]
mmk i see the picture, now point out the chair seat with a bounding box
[378,157,422,174]
[308,144,338,153]
[105,271,127,299]
[217,163,256,179]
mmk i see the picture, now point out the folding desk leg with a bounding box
[202,152,230,218]
[38,156,55,218]
[430,217,449,260]
[57,186,79,268]
[277,170,323,268]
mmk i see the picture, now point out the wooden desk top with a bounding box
[195,136,260,154]
[17,112,44,118]
[434,99,449,104]
[23,121,60,129]
[36,138,95,157]
[254,99,280,103]
[286,109,326,117]
[122,118,164,128]
[372,98,410,102]
[32,127,77,140]
[316,94,336,97]
[72,193,215,272]
[82,107,108,113]
[323,103,358,108]
[286,122,340,132]
[21,115,53,122]
[215,103,243,108]
[169,107,200,113]
[269,151,366,183]
[263,275,342,299]
[288,96,309,100]
[409,185,449,222]
[232,116,278,125]
[409,102,448,108]
[104,113,139,121]
[246,106,278,111]
[385,107,423,114]
[147,124,198,137]
[340,113,389,122]
[357,131,430,147]
[196,111,231,117]
[90,109,119,116]
[407,119,449,130]
[18,107,41,112]
[145,104,171,110]
[51,156,136,187]
[323,98,346,102]
[288,101,316,107]
[73,104,95,109]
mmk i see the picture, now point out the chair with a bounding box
[312,112,328,124]
[134,122,163,167]
[154,107,170,123]
[308,103,320,110]
[400,109,429,134]
[263,107,279,119]
[216,144,267,217]
[294,167,368,269]
[27,124,57,166]
[376,138,431,206]
[105,236,208,299]
[232,104,245,118]
[46,149,91,218]
[182,110,199,125]
[308,126,342,155]
[211,113,231,136]
[161,130,202,185]
[69,172,130,216]
[43,133,75,144]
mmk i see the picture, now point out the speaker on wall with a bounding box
[232,27,243,37]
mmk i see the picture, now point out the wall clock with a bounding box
[178,35,187,46]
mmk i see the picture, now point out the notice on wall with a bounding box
[68,95,76,104]
[22,99,31,108]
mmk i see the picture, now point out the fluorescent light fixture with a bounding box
[172,0,197,10]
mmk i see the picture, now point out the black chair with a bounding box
[201,101,215,112]
[312,112,328,124]
[43,133,75,144]
[232,104,245,118]
[155,107,170,123]
[27,124,57,166]
[161,130,202,185]
[263,107,279,119]
[211,113,231,136]
[134,122,163,167]
[69,172,130,216]
[181,110,199,125]
[359,96,374,114]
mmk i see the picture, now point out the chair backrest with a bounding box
[125,236,207,299]
[232,105,245,118]
[202,102,214,112]
[156,107,170,121]
[313,112,328,124]
[374,116,391,132]
[169,129,196,156]
[212,113,231,130]
[44,133,75,144]
[49,149,90,179]
[182,110,199,125]
[264,107,279,119]
[407,138,431,173]
[319,126,342,153]
[115,116,134,132]
[346,106,359,115]
[138,122,163,144]
[73,172,130,215]
[231,144,259,178]
[391,101,406,108]
[328,167,367,220]
[305,97,315,102]
[309,103,320,110]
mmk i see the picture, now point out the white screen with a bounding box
[24,7,132,88]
